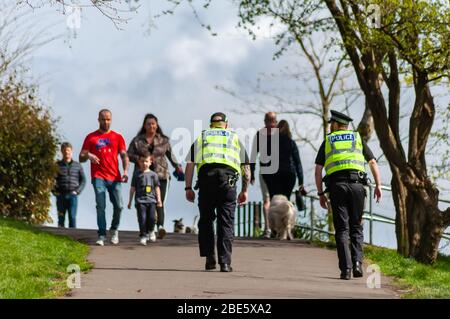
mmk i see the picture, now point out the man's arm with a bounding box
[185,162,196,203]
[315,164,328,209]
[368,159,382,202]
[120,150,130,182]
[79,149,100,164]
[241,164,250,192]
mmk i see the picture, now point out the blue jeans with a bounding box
[92,178,123,237]
[56,194,78,228]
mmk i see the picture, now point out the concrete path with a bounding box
[42,227,399,299]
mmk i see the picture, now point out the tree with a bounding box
[0,2,59,223]
[235,0,449,263]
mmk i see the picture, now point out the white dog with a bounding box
[268,195,296,240]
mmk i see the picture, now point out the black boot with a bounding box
[205,256,216,270]
[340,269,351,280]
[220,264,233,272]
[353,261,363,278]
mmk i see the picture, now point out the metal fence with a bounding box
[235,184,450,246]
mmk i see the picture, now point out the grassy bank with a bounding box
[364,246,450,298]
[313,240,450,298]
[0,218,91,298]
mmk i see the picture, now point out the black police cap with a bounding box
[210,112,228,123]
[329,110,353,125]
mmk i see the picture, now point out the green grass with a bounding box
[364,246,450,299]
[311,239,450,298]
[0,218,92,299]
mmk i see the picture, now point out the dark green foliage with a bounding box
[0,76,59,224]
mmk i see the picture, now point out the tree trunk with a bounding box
[357,100,374,142]
[390,166,409,256]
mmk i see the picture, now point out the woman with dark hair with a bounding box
[128,113,183,239]
[262,120,304,200]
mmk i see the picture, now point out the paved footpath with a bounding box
[42,227,399,299]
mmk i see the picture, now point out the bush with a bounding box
[0,76,58,224]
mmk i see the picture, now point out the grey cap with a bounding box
[329,110,353,125]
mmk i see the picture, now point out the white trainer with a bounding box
[96,236,106,246]
[111,230,119,245]
[139,237,147,246]
[149,231,156,242]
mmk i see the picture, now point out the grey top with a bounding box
[131,170,160,204]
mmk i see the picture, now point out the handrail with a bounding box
[235,183,450,249]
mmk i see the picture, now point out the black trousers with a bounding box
[262,171,296,200]
[156,179,168,228]
[328,182,366,271]
[136,202,156,237]
[198,174,237,265]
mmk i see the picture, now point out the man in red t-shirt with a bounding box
[79,109,129,246]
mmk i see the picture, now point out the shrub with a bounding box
[0,75,59,224]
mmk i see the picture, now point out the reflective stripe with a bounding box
[325,159,366,171]
[203,143,240,153]
[201,153,241,166]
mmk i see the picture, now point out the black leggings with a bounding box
[262,172,296,200]
[157,179,168,228]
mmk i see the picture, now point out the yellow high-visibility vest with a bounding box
[194,128,241,174]
[324,130,365,175]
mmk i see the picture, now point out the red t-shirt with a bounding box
[81,130,127,182]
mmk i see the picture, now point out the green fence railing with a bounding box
[234,184,450,248]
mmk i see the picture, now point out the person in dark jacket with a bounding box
[262,120,304,200]
[53,142,86,228]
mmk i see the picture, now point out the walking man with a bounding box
[315,110,382,279]
[185,112,250,272]
[250,111,277,238]
[79,109,129,246]
[53,142,86,228]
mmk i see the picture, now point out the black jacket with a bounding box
[54,160,86,194]
[277,135,304,185]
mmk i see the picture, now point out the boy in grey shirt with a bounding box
[128,151,162,245]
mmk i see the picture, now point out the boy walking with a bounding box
[53,142,86,228]
[128,151,162,245]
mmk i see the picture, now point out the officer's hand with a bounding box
[186,189,195,203]
[319,194,328,209]
[374,185,382,203]
[127,203,131,210]
[237,191,248,206]
[121,174,129,183]
[250,177,255,185]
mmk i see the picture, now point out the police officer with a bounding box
[314,110,382,280]
[185,112,250,272]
